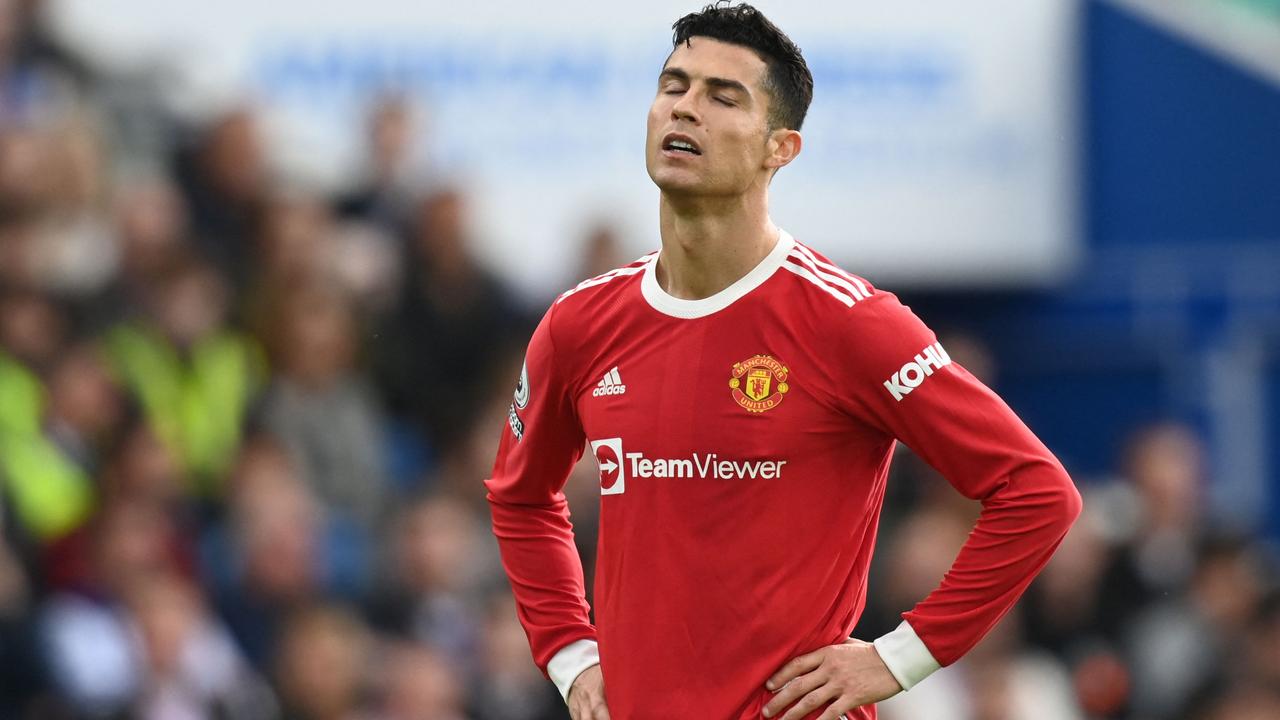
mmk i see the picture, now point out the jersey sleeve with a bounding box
[834,291,1082,689]
[484,303,596,683]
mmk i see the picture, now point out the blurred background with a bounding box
[0,0,1277,718]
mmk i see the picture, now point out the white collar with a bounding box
[640,230,795,319]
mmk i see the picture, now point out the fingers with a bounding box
[776,685,839,720]
[767,648,826,691]
[763,670,823,718]
[818,702,855,720]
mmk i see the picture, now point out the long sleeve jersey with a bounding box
[486,231,1082,720]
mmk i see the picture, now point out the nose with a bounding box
[670,90,700,124]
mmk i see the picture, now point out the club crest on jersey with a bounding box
[728,355,790,413]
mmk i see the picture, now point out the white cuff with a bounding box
[872,620,941,691]
[547,639,600,702]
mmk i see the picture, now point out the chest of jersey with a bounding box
[572,296,871,502]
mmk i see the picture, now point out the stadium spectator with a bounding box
[27,112,116,300]
[88,177,193,329]
[244,192,338,318]
[173,107,268,285]
[274,603,374,720]
[40,496,189,715]
[258,280,390,527]
[374,187,528,459]
[337,94,423,233]
[104,255,265,493]
[204,436,370,669]
[127,572,277,720]
[1125,535,1270,719]
[368,494,495,682]
[1096,423,1208,638]
[378,641,472,720]
[0,336,107,547]
[97,419,185,510]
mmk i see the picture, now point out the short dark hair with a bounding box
[671,2,814,131]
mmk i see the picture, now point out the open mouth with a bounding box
[662,136,702,156]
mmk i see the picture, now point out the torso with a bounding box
[551,232,887,719]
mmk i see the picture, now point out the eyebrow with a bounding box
[659,67,752,98]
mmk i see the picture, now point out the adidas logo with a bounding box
[592,366,627,397]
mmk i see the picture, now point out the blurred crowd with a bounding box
[2,2,1278,719]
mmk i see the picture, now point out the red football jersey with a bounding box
[486,231,1081,719]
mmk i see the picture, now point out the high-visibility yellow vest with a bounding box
[0,431,94,540]
[0,352,94,540]
[0,353,43,437]
[106,324,265,493]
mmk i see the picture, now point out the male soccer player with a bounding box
[485,4,1082,719]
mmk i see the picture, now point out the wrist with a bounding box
[872,620,941,691]
[548,639,601,702]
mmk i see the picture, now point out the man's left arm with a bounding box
[765,291,1081,719]
[851,293,1082,683]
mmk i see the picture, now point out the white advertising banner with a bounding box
[50,0,1080,295]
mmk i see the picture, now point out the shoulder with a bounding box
[554,252,657,307]
[535,251,658,347]
[550,251,657,324]
[779,239,879,312]
[783,239,936,365]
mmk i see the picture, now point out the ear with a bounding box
[764,128,802,171]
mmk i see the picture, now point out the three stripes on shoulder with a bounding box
[557,254,657,305]
[782,244,873,308]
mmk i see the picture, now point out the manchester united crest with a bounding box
[729,355,790,413]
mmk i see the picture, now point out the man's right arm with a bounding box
[484,304,599,699]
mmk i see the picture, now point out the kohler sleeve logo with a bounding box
[883,342,952,401]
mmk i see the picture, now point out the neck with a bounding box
[655,190,778,300]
